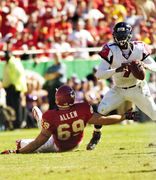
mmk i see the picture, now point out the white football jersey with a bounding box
[97,41,151,87]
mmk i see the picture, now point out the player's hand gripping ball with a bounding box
[128,60,146,80]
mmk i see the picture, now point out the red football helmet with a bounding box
[55,85,75,107]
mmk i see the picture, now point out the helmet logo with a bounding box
[117,27,125,32]
[70,90,75,98]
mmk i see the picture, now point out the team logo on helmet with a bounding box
[117,27,126,32]
[70,90,75,98]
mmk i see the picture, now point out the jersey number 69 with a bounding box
[57,120,84,140]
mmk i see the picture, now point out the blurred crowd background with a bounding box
[0,0,156,60]
[0,0,156,130]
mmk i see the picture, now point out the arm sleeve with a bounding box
[42,111,54,132]
[96,60,116,79]
[84,102,94,123]
[143,56,156,73]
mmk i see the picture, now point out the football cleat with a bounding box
[32,106,43,129]
[86,131,101,150]
[1,150,17,154]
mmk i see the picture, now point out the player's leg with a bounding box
[118,101,135,125]
[87,87,124,150]
[32,106,42,130]
[87,104,102,150]
[129,81,156,120]
[16,137,59,153]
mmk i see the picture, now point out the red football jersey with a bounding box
[42,102,94,151]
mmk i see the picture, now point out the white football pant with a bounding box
[98,80,156,121]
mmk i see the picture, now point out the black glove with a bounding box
[1,150,19,154]
[125,108,140,121]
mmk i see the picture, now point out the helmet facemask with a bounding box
[113,22,132,48]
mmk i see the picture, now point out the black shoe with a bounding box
[86,131,101,150]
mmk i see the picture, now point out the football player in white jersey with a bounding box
[87,22,156,150]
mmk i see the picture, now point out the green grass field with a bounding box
[0,122,156,180]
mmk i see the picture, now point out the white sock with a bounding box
[32,106,43,130]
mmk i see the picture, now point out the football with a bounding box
[129,60,146,80]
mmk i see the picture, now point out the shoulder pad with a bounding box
[133,41,151,60]
[99,44,113,64]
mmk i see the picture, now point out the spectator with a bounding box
[0,82,16,130]
[50,32,73,61]
[0,0,155,60]
[109,0,127,22]
[134,0,156,20]
[73,78,84,103]
[85,17,100,58]
[55,11,73,36]
[84,80,101,112]
[96,18,112,46]
[0,80,6,107]
[81,77,88,93]
[97,79,109,99]
[66,77,75,88]
[140,28,151,45]
[86,66,98,87]
[2,51,27,129]
[35,80,49,113]
[68,18,94,59]
[25,80,39,128]
[148,73,156,103]
[71,0,88,24]
[44,52,67,109]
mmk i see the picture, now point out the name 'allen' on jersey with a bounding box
[59,111,78,121]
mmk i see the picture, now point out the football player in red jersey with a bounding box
[1,85,139,154]
[87,22,156,150]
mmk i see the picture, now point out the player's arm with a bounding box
[18,128,51,154]
[88,110,139,125]
[96,60,116,79]
[1,128,51,154]
[88,113,125,125]
[142,56,156,72]
[96,59,128,79]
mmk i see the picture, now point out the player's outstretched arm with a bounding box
[1,129,51,154]
[88,109,139,125]
[18,128,51,153]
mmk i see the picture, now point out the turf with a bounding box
[0,122,156,180]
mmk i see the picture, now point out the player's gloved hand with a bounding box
[140,61,147,70]
[115,63,129,73]
[1,150,19,154]
[125,108,140,121]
